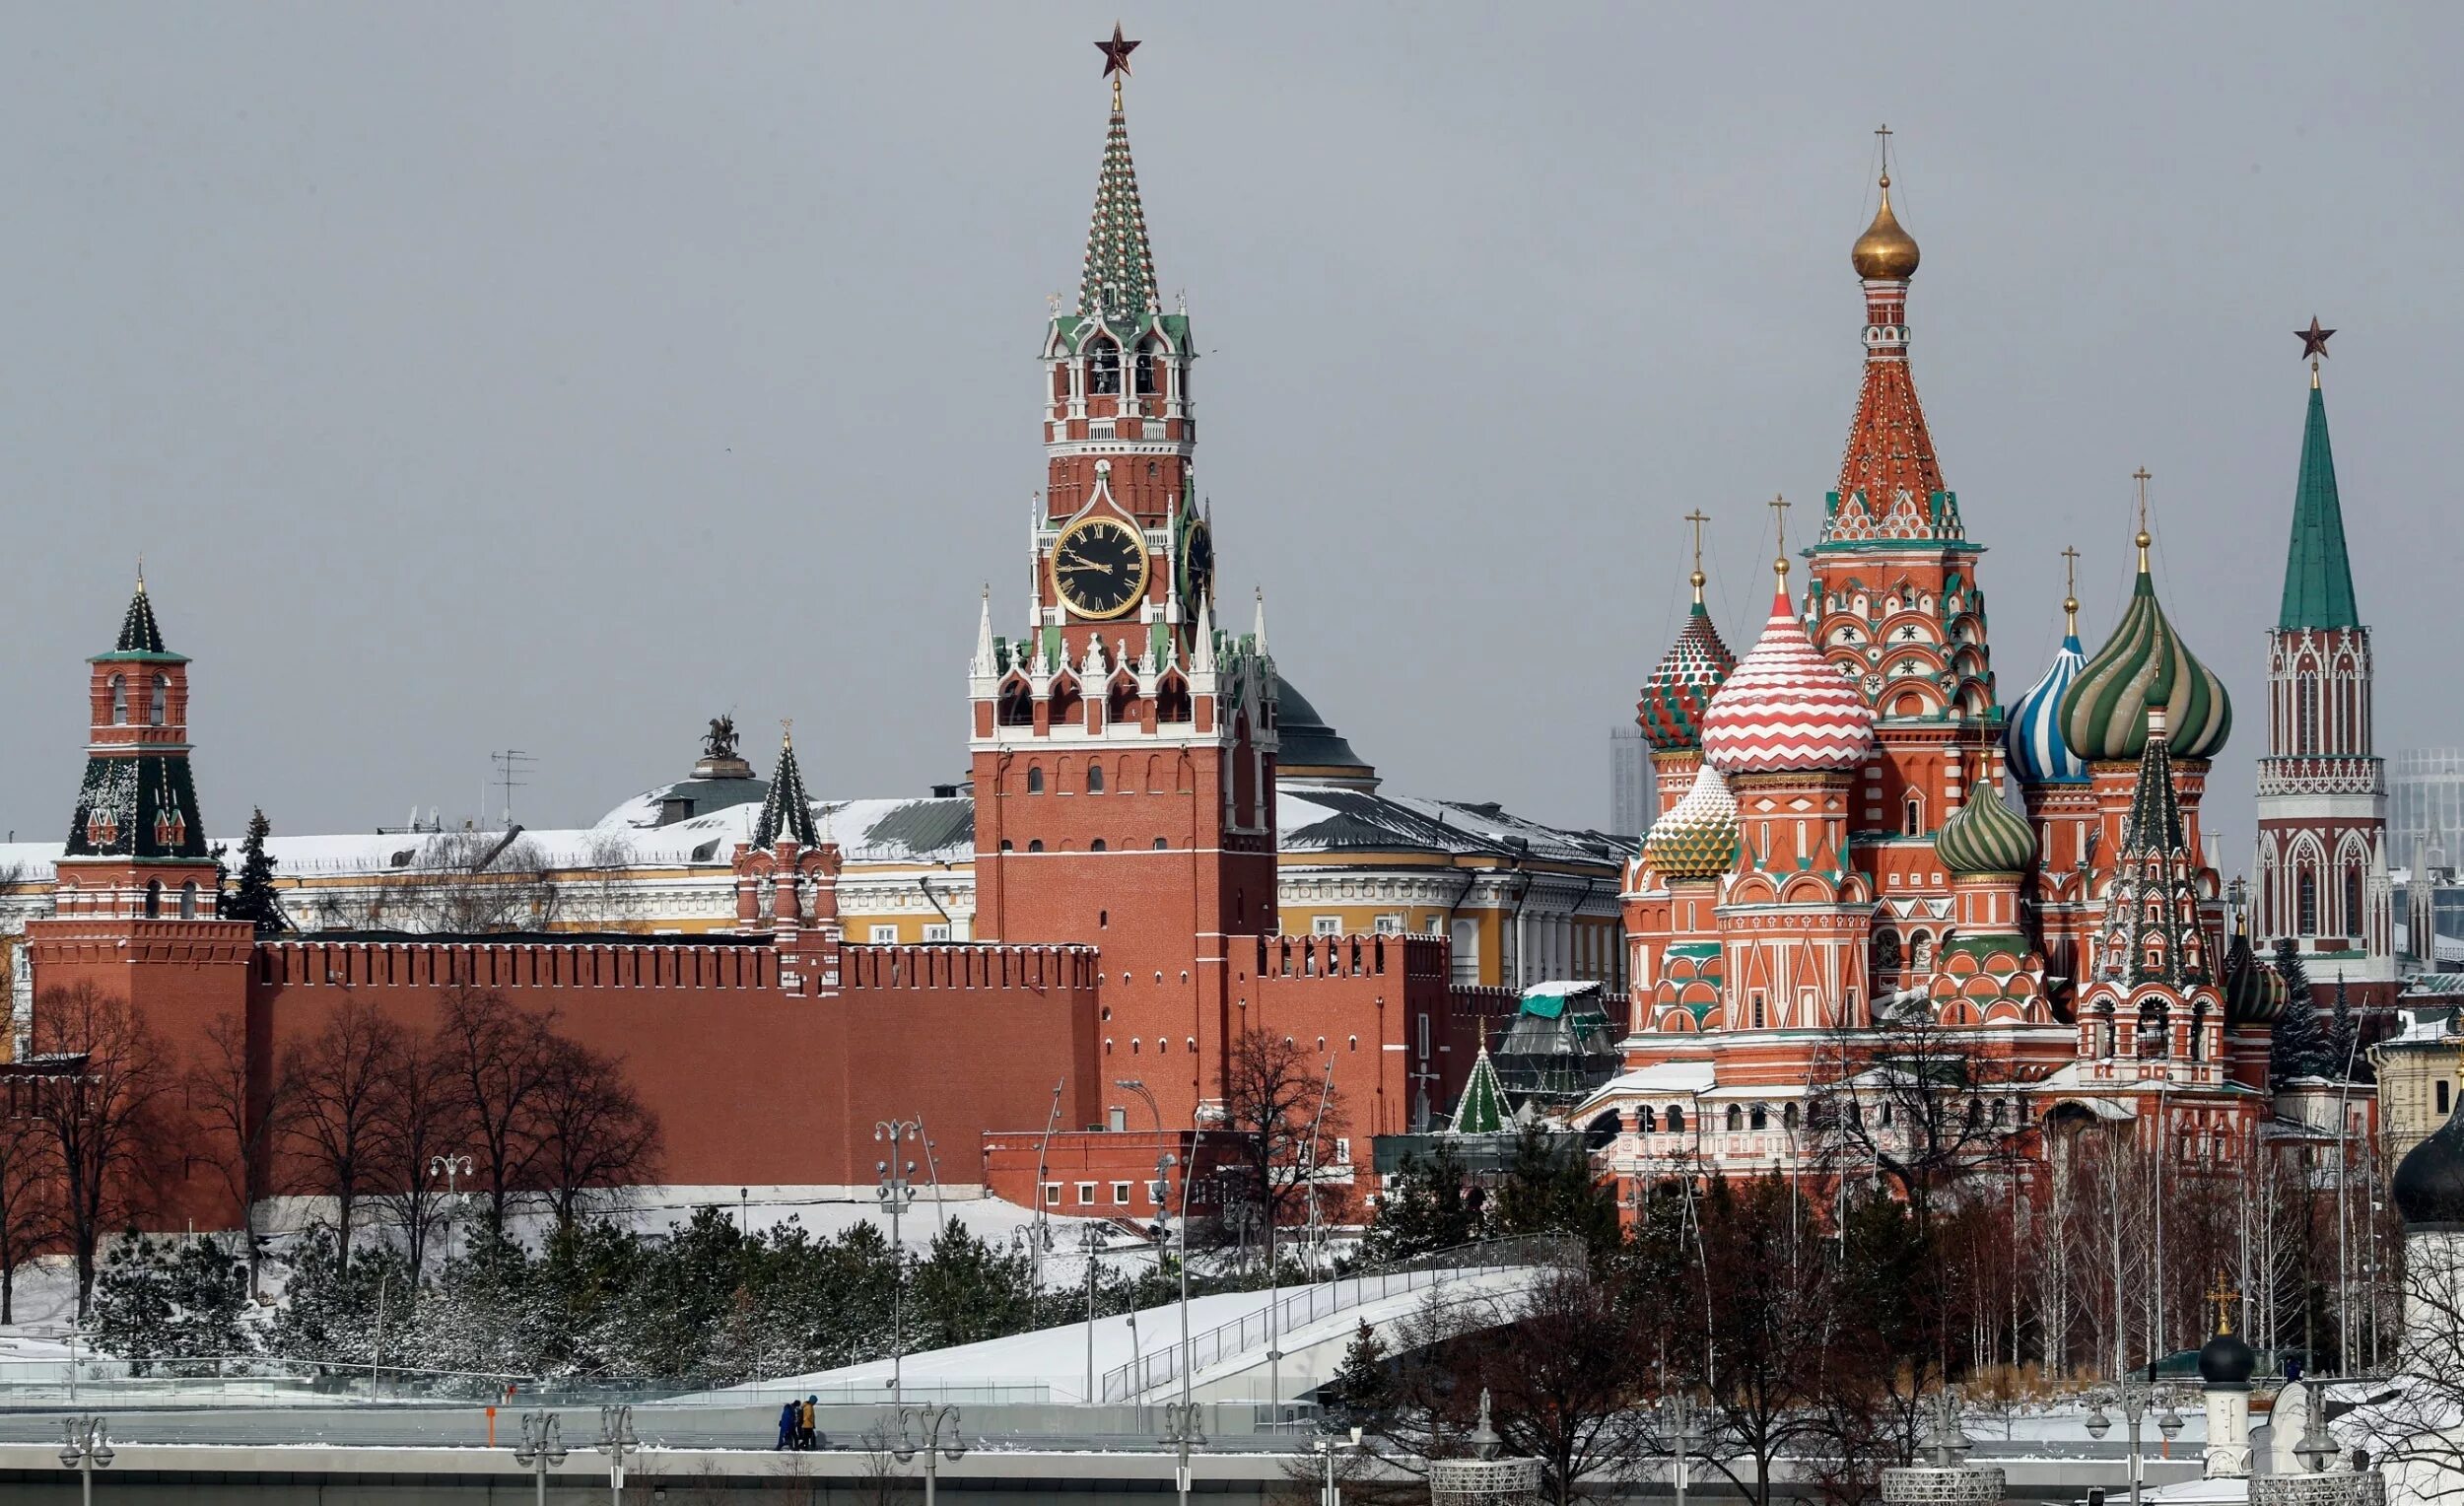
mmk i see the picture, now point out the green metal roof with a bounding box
[2279,383,2361,631]
[1448,1044,1510,1135]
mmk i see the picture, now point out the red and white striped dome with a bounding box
[1700,589,1876,775]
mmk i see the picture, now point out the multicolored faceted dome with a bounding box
[1935,787,2035,876]
[1643,763,1740,881]
[1638,602,1738,752]
[2059,562,2232,763]
[2006,629,2089,785]
[1701,590,1877,775]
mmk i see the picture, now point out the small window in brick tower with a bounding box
[149,675,168,726]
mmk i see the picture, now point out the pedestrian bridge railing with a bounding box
[1098,1234,1579,1403]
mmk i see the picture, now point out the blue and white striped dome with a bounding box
[2006,630,2088,785]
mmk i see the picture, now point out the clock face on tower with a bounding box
[1182,518,1214,612]
[1051,516,1150,621]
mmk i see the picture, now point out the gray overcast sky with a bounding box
[2,5,2458,875]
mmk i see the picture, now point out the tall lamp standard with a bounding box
[429,1153,474,1266]
[891,1403,968,1506]
[592,1404,640,1506]
[1666,1393,1705,1506]
[512,1408,569,1506]
[1314,1425,1362,1506]
[2085,1368,2182,1506]
[1161,1399,1206,1506]
[876,1118,923,1403]
[1080,1220,1111,1403]
[58,1415,112,1506]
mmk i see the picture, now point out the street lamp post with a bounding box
[429,1152,474,1268]
[1315,1425,1362,1506]
[1667,1393,1705,1506]
[1115,1077,1162,1131]
[2085,1369,2180,1506]
[876,1118,923,1403]
[593,1403,640,1505]
[512,1408,569,1506]
[891,1403,968,1506]
[1162,1399,1206,1506]
[58,1415,112,1506]
[1081,1220,1110,1403]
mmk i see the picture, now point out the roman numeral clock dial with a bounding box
[1051,516,1149,620]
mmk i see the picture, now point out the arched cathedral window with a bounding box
[1089,339,1121,395]
[108,674,127,725]
[2297,869,2319,935]
[2345,866,2362,936]
[149,675,168,726]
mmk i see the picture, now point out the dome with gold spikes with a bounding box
[1851,174,1921,281]
[1643,764,1740,881]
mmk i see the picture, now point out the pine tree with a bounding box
[1362,1140,1483,1264]
[223,807,286,934]
[1326,1320,1394,1428]
[2269,937,2332,1084]
[1489,1123,1621,1263]
[2327,977,2369,1082]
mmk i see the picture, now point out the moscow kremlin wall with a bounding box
[10,58,1491,1233]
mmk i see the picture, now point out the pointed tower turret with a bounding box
[56,575,219,919]
[732,723,843,990]
[751,724,821,852]
[2256,323,2392,1002]
[1802,133,2001,933]
[1636,512,1737,819]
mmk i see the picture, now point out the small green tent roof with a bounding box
[1448,1043,1510,1135]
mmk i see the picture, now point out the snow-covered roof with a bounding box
[1278,783,1634,867]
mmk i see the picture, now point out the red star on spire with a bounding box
[2295,316,2335,362]
[1095,23,1139,80]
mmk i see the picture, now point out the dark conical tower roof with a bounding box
[98,575,184,662]
[1077,82,1159,328]
[750,727,820,851]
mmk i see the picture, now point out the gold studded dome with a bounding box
[1852,173,1921,281]
[1643,764,1740,882]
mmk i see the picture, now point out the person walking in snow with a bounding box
[799,1396,817,1450]
[776,1399,797,1450]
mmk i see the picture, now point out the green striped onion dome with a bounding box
[2221,924,2287,1025]
[2058,566,2231,762]
[1643,763,1739,881]
[1935,788,2035,876]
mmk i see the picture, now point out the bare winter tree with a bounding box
[372,1026,473,1275]
[188,1012,294,1292]
[1690,1174,1838,1506]
[1219,1028,1348,1248]
[2350,1229,2464,1497]
[281,994,409,1266]
[30,982,174,1317]
[1368,1267,1666,1506]
[437,983,559,1230]
[307,831,567,935]
[1807,1002,2022,1220]
[0,1114,60,1325]
[531,1035,661,1233]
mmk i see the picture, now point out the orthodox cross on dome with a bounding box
[2207,1270,2239,1335]
[1875,121,1892,178]
[1768,495,1790,581]
[1096,22,1139,109]
[1684,508,1710,602]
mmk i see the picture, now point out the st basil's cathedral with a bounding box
[1593,156,2381,1185]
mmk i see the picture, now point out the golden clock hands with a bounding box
[1061,558,1115,576]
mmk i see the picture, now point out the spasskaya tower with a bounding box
[968,29,1279,1133]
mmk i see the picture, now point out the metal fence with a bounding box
[1099,1234,1578,1403]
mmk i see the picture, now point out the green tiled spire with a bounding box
[1077,99,1159,327]
[1448,1042,1510,1135]
[2278,382,2361,631]
[752,726,820,851]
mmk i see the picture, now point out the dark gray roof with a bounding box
[1274,678,1373,777]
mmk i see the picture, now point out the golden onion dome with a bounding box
[1851,174,1921,281]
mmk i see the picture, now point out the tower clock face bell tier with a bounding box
[1051,516,1149,620]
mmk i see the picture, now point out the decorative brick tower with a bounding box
[968,34,1278,1131]
[2255,326,2394,1005]
[26,578,254,1225]
[731,725,843,997]
[54,578,223,919]
[1802,145,2004,995]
